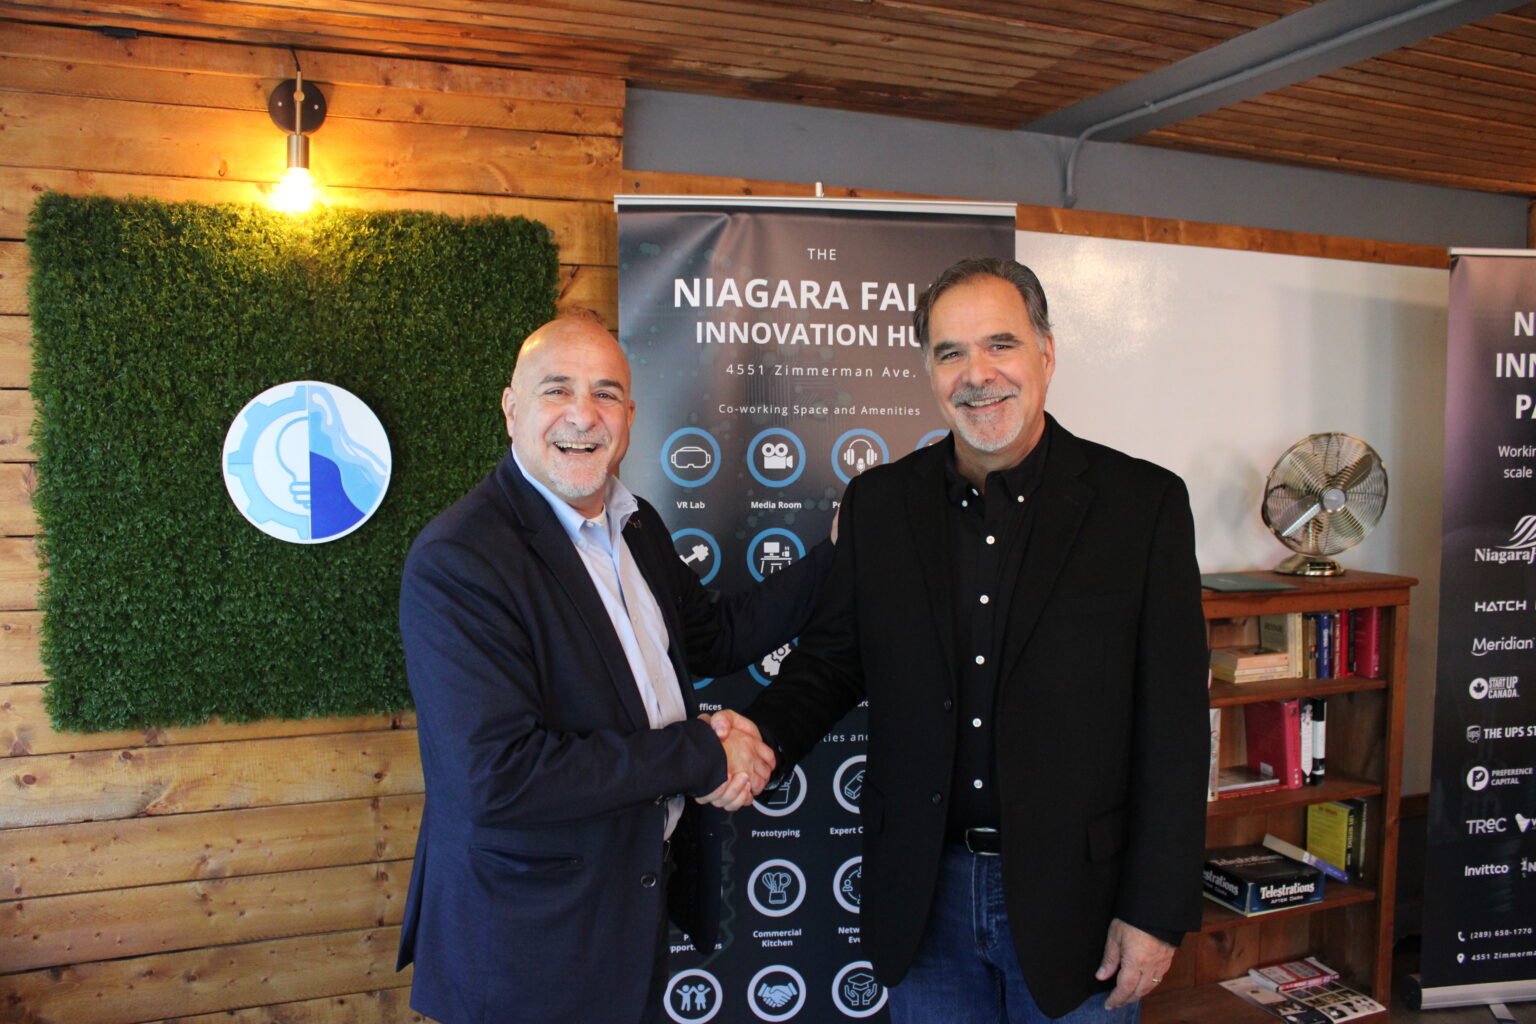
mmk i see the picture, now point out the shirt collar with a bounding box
[942,417,1053,506]
[511,448,638,550]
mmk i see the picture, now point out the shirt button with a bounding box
[961,500,968,508]
[972,717,982,728]
[972,779,984,790]
[931,792,944,804]
[974,655,986,665]
[640,872,659,888]
[985,535,996,545]
[943,698,954,711]
[1017,495,1025,503]
[979,594,990,605]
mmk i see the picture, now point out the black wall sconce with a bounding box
[267,56,327,213]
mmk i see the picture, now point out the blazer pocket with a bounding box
[470,844,583,874]
[1086,805,1127,863]
[468,826,584,874]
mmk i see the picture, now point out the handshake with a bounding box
[696,710,775,812]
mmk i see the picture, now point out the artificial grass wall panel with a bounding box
[28,194,559,730]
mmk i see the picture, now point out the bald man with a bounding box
[397,314,832,1023]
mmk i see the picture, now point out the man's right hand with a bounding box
[695,711,775,810]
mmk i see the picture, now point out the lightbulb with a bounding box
[271,164,319,214]
[275,415,311,508]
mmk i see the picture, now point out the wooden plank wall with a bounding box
[0,21,622,1023]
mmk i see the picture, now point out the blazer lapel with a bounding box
[1000,422,1093,683]
[496,456,652,731]
[905,443,957,696]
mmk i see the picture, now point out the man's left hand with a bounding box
[1095,918,1175,1009]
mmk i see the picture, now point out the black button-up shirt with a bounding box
[943,423,1050,832]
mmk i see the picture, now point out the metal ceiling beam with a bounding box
[1026,0,1529,142]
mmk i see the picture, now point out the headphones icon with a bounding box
[843,437,879,474]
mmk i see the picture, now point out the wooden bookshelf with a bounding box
[1143,570,1414,1024]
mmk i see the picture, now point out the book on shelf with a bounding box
[1220,976,1384,1022]
[1304,697,1327,785]
[1207,708,1221,802]
[1259,612,1303,677]
[1261,832,1348,883]
[1245,698,1304,789]
[1212,645,1288,671]
[1299,698,1314,783]
[1315,611,1334,679]
[1202,844,1325,915]
[1260,607,1381,679]
[1215,765,1283,798]
[1211,645,1291,683]
[1333,610,1354,678]
[1249,956,1340,992]
[1215,665,1293,684]
[1352,606,1384,677]
[1306,798,1368,882]
[1200,572,1298,592]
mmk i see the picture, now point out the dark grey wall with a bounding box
[626,89,1528,250]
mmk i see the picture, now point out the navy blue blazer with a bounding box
[397,452,831,1024]
[745,418,1209,1018]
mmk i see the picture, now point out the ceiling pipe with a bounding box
[1060,0,1471,208]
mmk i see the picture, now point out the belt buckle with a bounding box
[965,827,1000,856]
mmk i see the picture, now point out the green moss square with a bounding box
[28,194,558,730]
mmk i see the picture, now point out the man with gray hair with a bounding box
[715,256,1209,1022]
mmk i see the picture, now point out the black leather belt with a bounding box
[951,826,1001,856]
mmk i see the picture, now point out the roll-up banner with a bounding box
[615,196,1014,1023]
[1417,250,1536,1009]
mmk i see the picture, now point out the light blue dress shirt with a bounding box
[513,452,690,834]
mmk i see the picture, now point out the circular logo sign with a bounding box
[748,858,807,917]
[748,965,807,1021]
[666,969,724,1023]
[831,962,887,1017]
[834,856,863,913]
[223,381,391,544]
[753,765,808,818]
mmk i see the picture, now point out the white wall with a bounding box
[1019,230,1449,792]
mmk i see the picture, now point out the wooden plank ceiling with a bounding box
[3,0,1535,197]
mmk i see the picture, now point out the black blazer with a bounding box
[397,452,831,1024]
[745,418,1209,1018]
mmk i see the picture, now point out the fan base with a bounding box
[1275,554,1344,576]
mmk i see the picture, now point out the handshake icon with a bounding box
[756,980,799,1009]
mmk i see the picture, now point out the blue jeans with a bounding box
[888,844,1139,1024]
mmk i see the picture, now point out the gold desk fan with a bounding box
[1261,433,1388,576]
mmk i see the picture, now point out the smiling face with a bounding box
[925,274,1055,486]
[503,318,635,517]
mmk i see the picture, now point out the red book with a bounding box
[1334,608,1354,678]
[1352,606,1383,677]
[1245,699,1304,789]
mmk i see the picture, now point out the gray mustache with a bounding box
[950,385,1017,408]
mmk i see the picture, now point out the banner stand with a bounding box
[616,195,1014,1023]
[1419,248,1536,1011]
